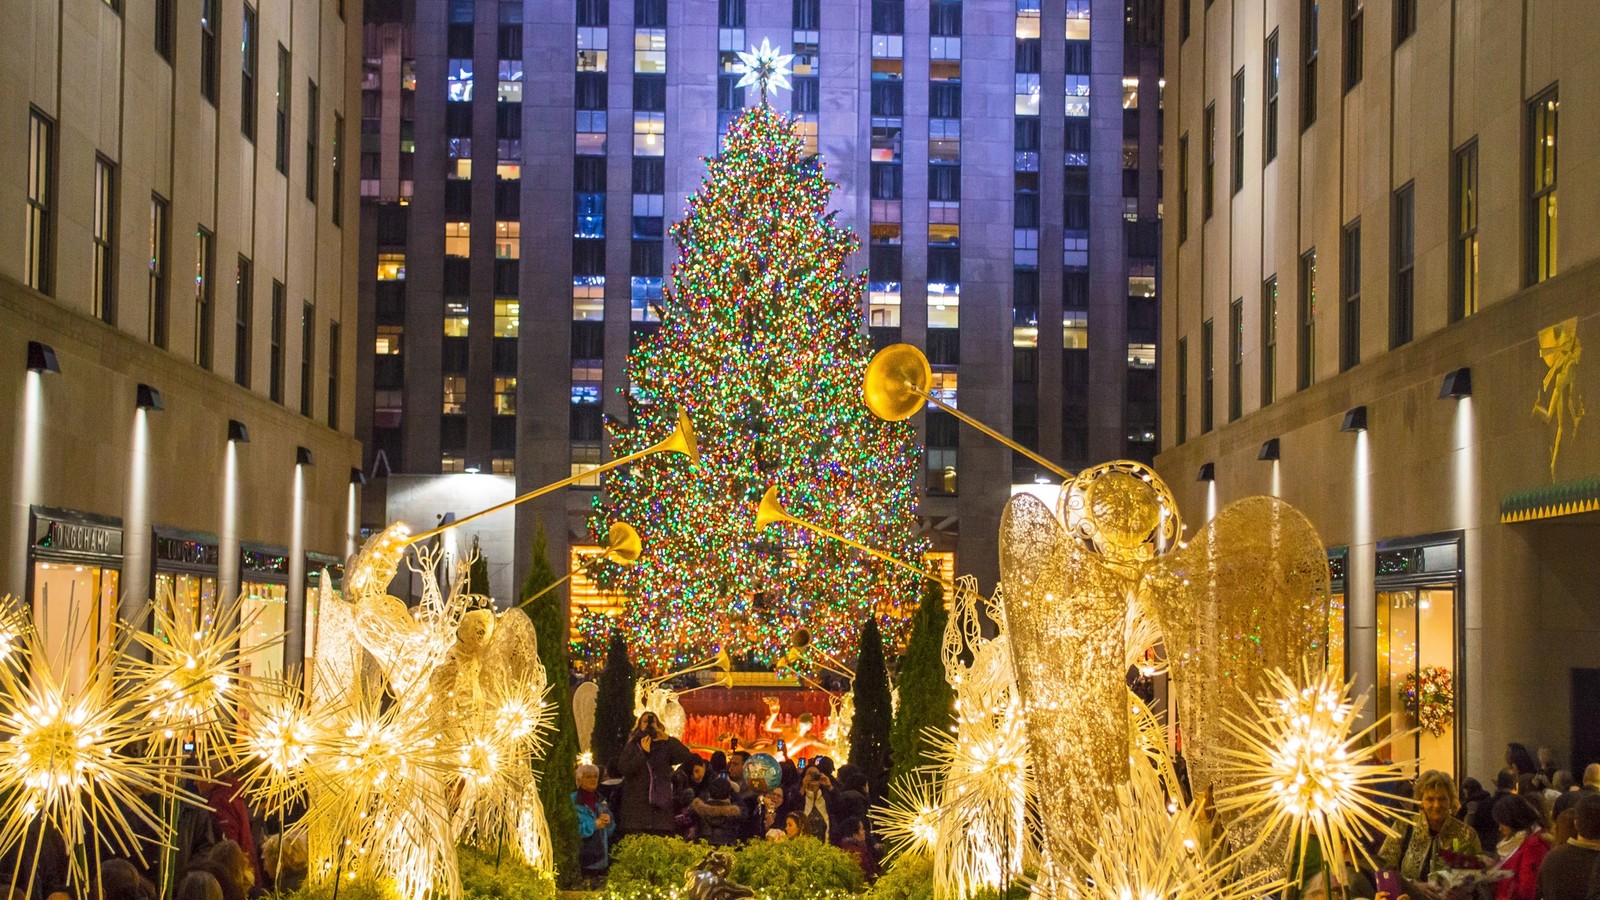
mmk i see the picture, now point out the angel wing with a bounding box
[998,491,1130,864]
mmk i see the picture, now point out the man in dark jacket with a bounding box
[1543,795,1600,900]
[617,711,698,836]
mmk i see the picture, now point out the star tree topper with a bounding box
[733,37,794,103]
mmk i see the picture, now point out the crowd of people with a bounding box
[1365,743,1600,900]
[574,711,879,887]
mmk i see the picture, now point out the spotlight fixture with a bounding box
[227,419,250,443]
[1341,405,1368,432]
[1258,438,1281,461]
[350,467,368,486]
[1197,462,1216,482]
[296,446,314,467]
[135,383,164,411]
[26,341,60,374]
[463,462,482,474]
[1439,367,1472,399]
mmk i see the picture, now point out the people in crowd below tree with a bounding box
[1554,791,1589,847]
[1377,770,1484,886]
[573,763,616,887]
[1471,770,1520,851]
[1540,747,1559,781]
[1540,794,1600,900]
[726,751,751,797]
[1584,764,1600,792]
[98,859,157,900]
[673,756,710,806]
[836,817,877,881]
[1556,770,1578,793]
[1490,794,1550,900]
[795,767,833,841]
[173,871,223,900]
[259,833,307,894]
[207,840,259,900]
[618,711,699,836]
[1508,743,1540,779]
[201,761,263,889]
[691,779,749,846]
[748,787,785,840]
[829,766,871,839]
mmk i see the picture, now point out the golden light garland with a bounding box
[1213,665,1407,879]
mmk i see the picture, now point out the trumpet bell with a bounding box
[650,409,700,465]
[754,486,795,530]
[864,343,933,422]
[604,521,643,565]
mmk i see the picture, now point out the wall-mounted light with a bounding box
[26,341,60,374]
[227,419,250,443]
[135,383,164,411]
[1258,438,1281,461]
[296,446,314,467]
[1197,462,1216,482]
[464,460,482,474]
[350,467,368,486]
[1439,367,1472,399]
[1341,405,1368,432]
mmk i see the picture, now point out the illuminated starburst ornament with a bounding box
[732,37,794,101]
[875,770,941,863]
[1214,665,1407,879]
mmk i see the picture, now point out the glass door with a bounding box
[1376,583,1458,777]
[32,561,117,692]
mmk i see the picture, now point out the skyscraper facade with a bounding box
[357,0,1164,604]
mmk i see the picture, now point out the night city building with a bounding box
[1,0,362,671]
[355,0,1165,609]
[1157,0,1600,782]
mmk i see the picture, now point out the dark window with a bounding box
[1229,298,1243,421]
[1261,276,1277,406]
[929,165,959,201]
[631,240,663,276]
[576,157,607,193]
[1178,132,1189,242]
[270,281,285,403]
[793,0,820,29]
[576,73,607,110]
[155,0,175,60]
[301,302,315,416]
[1202,103,1215,219]
[576,0,607,26]
[327,321,340,428]
[1231,68,1245,195]
[1176,337,1188,443]
[241,5,257,139]
[635,0,666,27]
[235,256,252,387]
[1014,189,1039,228]
[149,195,169,347]
[929,82,961,118]
[1200,319,1214,433]
[1450,140,1479,321]
[869,244,901,282]
[332,113,343,225]
[573,240,605,276]
[446,102,472,137]
[871,0,904,33]
[928,246,959,284]
[1063,40,1089,74]
[793,77,819,113]
[930,0,960,35]
[632,157,664,193]
[25,109,54,294]
[92,156,116,323]
[1392,183,1414,347]
[1528,85,1559,285]
[200,0,218,103]
[870,163,901,199]
[634,74,665,111]
[1265,30,1280,161]
[1340,219,1360,369]
[1344,0,1363,90]
[1395,0,1416,44]
[498,24,522,58]
[1179,0,1190,40]
[1302,0,1319,128]
[497,104,521,139]
[1298,249,1316,389]
[718,0,745,27]
[306,80,319,202]
[195,227,215,369]
[275,45,290,174]
[871,82,903,117]
[448,24,473,56]
[717,75,745,111]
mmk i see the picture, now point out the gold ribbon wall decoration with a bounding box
[1534,317,1584,480]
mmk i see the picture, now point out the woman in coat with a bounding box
[1490,794,1551,900]
[617,711,698,836]
[1377,770,1484,885]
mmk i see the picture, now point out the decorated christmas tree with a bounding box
[591,52,922,670]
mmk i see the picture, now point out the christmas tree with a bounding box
[591,80,922,669]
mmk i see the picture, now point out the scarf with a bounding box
[577,789,599,813]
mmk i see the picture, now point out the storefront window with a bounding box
[156,572,219,633]
[1374,539,1461,778]
[240,582,288,678]
[1327,549,1347,684]
[32,561,116,692]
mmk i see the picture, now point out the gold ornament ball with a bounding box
[1085,471,1161,547]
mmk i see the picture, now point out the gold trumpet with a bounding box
[515,521,642,610]
[755,485,936,581]
[649,647,734,693]
[864,342,1073,481]
[409,409,698,544]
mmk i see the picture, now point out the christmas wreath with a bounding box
[1400,666,1455,737]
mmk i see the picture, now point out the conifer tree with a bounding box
[520,524,579,883]
[849,616,893,798]
[591,628,637,772]
[889,580,954,788]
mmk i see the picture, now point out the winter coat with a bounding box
[1494,829,1551,900]
[574,791,616,872]
[618,734,698,834]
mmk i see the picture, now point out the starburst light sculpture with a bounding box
[732,37,794,99]
[1213,665,1407,879]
